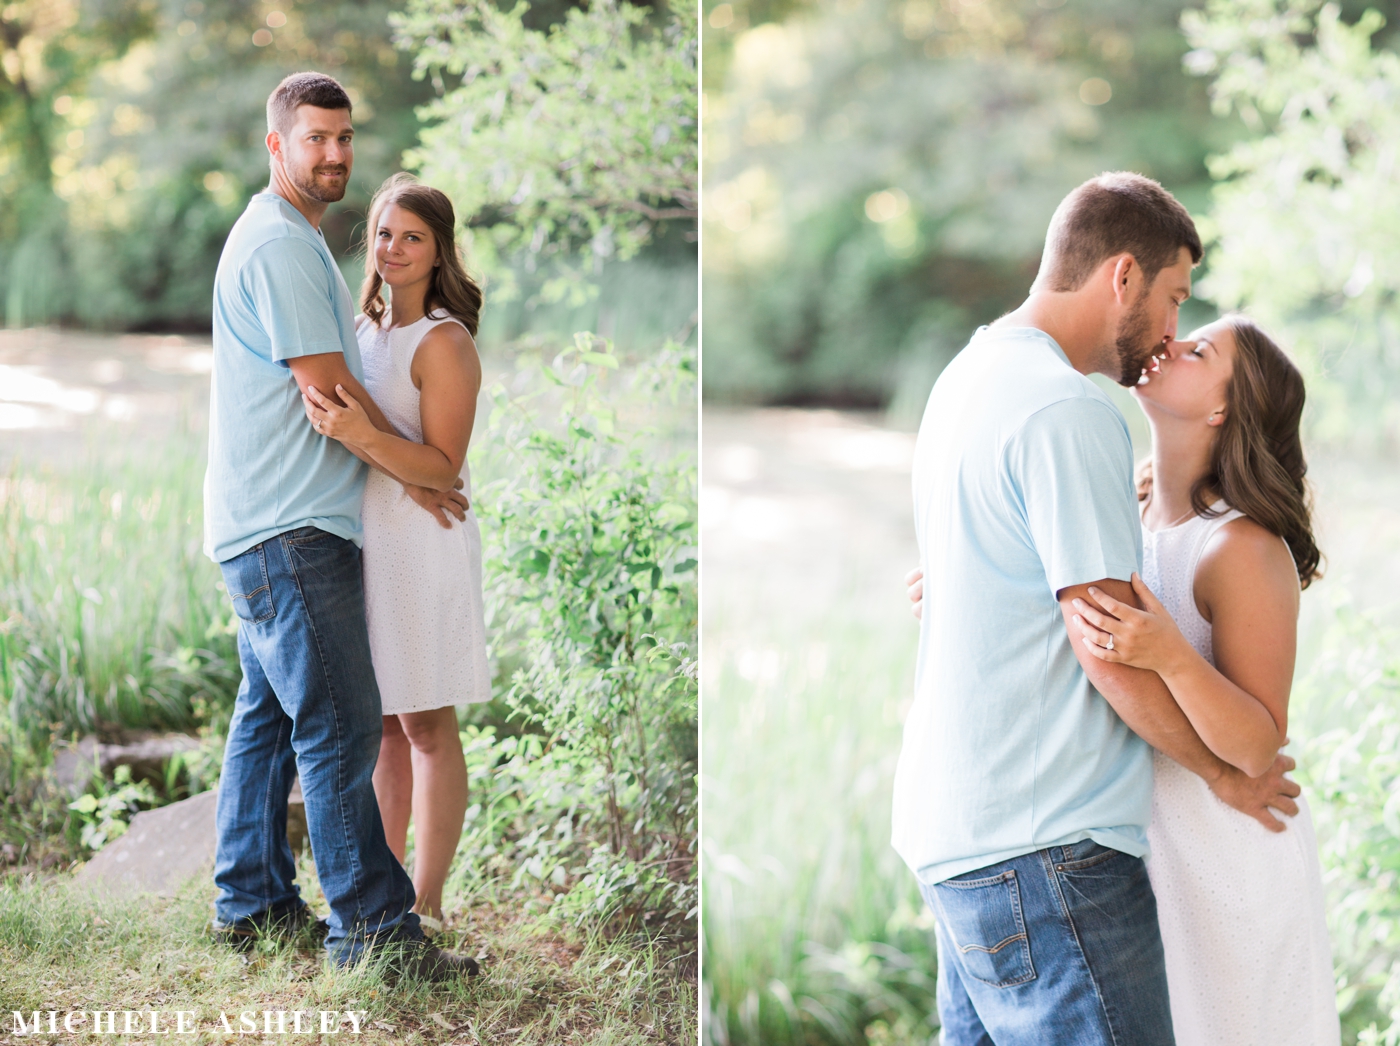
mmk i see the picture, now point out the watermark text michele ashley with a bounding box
[12,1010,369,1036]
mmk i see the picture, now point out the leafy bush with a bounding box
[1184,0,1400,450]
[702,0,1223,407]
[455,335,698,932]
[1294,608,1400,1044]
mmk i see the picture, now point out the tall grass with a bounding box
[702,609,937,1046]
[1292,606,1400,1044]
[0,447,236,750]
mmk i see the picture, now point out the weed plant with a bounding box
[463,337,698,936]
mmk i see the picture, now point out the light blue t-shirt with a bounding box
[890,325,1150,885]
[203,193,368,563]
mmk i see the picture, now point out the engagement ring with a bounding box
[1106,635,1114,651]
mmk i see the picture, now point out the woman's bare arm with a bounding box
[1071,518,1297,778]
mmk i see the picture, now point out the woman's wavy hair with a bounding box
[359,173,482,336]
[1136,315,1323,588]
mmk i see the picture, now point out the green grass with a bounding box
[702,611,937,1046]
[0,859,696,1045]
[0,446,236,748]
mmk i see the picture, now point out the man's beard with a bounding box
[1113,291,1157,387]
[291,164,348,204]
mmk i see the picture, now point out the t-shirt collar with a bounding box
[973,324,1073,370]
[253,191,326,240]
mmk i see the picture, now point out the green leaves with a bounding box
[1185,0,1400,448]
[67,764,158,853]
[466,332,697,930]
[1294,608,1400,1040]
[394,0,697,300]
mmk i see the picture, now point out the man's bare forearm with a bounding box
[286,352,395,435]
[1089,655,1225,783]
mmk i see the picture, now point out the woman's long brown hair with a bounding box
[1137,315,1323,588]
[360,172,483,336]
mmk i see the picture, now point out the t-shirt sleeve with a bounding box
[243,239,347,362]
[1003,395,1142,597]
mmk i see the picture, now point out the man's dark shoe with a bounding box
[395,941,482,983]
[211,903,327,952]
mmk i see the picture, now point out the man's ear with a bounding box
[265,129,282,161]
[1110,254,1135,306]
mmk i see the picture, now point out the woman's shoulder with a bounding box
[409,313,481,382]
[1195,512,1300,606]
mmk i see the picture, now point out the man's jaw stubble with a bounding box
[1113,295,1156,388]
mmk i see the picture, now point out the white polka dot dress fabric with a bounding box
[1142,502,1338,1046]
[357,313,491,715]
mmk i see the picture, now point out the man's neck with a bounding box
[267,166,328,231]
[994,290,1113,378]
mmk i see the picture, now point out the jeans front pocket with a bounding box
[220,543,275,623]
[929,869,1036,988]
[1055,839,1121,873]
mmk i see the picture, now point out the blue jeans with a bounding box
[921,841,1174,1046]
[215,527,421,963]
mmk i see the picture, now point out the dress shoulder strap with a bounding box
[420,310,470,336]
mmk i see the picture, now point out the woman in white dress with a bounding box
[1069,314,1338,1046]
[302,173,490,935]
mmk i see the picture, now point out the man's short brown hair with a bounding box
[266,72,352,135]
[1037,172,1202,292]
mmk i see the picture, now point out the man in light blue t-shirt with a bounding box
[203,72,474,980]
[892,174,1301,1045]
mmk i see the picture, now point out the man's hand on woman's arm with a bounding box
[1060,578,1300,832]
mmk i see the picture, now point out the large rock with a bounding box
[74,782,307,896]
[74,789,218,897]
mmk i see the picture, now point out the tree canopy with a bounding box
[395,0,697,304]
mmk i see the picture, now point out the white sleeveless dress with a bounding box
[357,311,490,715]
[1142,503,1338,1046]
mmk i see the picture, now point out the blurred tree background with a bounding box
[0,0,697,335]
[702,0,1400,448]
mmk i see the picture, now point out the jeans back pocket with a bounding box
[927,869,1036,988]
[220,544,275,623]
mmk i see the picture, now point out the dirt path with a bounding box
[702,408,919,640]
[702,407,1400,675]
[0,328,213,466]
